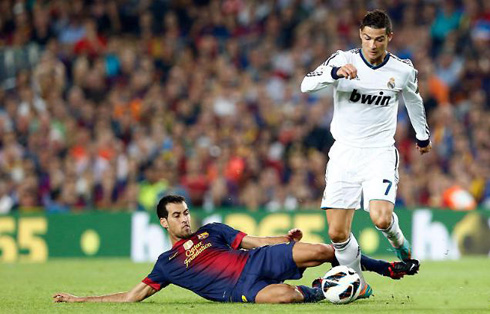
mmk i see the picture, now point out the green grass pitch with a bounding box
[1,257,489,313]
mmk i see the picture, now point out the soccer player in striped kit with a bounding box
[53,195,419,304]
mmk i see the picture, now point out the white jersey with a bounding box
[301,49,430,148]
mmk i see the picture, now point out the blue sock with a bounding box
[297,285,325,303]
[360,254,390,276]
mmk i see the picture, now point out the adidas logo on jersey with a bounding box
[349,89,391,106]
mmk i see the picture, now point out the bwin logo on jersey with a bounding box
[349,89,391,106]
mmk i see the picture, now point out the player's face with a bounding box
[359,26,392,64]
[161,202,193,240]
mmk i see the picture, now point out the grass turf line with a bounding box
[1,257,489,313]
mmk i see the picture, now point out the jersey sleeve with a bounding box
[142,260,170,291]
[300,50,347,93]
[402,67,431,146]
[208,223,247,250]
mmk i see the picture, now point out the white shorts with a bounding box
[321,142,399,211]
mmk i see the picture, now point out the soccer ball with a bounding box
[321,266,362,304]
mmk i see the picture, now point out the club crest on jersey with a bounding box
[183,240,194,250]
[197,232,209,240]
[387,77,395,89]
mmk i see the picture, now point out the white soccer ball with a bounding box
[321,266,362,304]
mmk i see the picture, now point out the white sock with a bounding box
[378,212,405,248]
[332,233,365,285]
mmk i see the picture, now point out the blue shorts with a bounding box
[229,242,305,303]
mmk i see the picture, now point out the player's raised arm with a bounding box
[53,282,158,303]
[401,67,432,155]
[240,228,303,249]
[300,50,348,93]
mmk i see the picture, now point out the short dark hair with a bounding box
[360,10,392,34]
[157,195,186,219]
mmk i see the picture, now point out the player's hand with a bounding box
[416,142,432,155]
[53,293,80,303]
[336,64,358,80]
[287,228,303,242]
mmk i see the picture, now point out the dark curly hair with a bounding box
[156,195,186,219]
[360,10,392,34]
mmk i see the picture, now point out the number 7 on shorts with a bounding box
[383,179,392,196]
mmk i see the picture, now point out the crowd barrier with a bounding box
[1,208,489,262]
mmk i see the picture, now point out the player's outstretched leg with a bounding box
[312,255,419,299]
[291,242,336,268]
[255,284,324,303]
[360,255,420,279]
[318,256,420,282]
[385,259,420,279]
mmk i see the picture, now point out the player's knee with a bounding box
[373,215,392,230]
[276,286,302,303]
[370,202,394,229]
[256,285,302,304]
[328,228,350,243]
[312,244,334,261]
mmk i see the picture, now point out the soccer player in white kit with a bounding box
[301,10,431,298]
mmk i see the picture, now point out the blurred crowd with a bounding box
[0,0,489,213]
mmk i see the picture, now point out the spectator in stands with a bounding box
[0,0,488,212]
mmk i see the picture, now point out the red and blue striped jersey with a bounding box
[142,223,249,302]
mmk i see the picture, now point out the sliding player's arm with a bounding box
[53,282,158,303]
[300,50,348,92]
[240,228,303,249]
[402,67,431,154]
